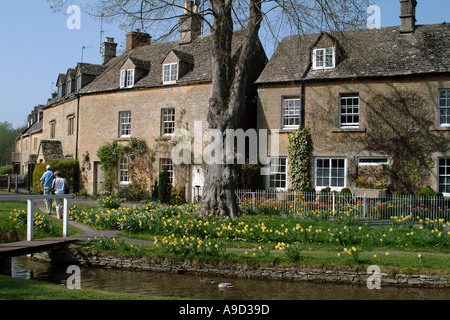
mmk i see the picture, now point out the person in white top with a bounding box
[51,171,69,219]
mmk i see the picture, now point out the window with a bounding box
[268,157,287,190]
[313,47,335,70]
[282,98,301,129]
[120,69,135,88]
[340,94,360,128]
[118,156,130,184]
[66,81,72,96]
[67,116,75,136]
[438,158,450,195]
[160,158,174,185]
[162,108,175,135]
[33,138,38,151]
[438,89,450,127]
[49,121,56,139]
[76,75,82,91]
[57,86,63,99]
[119,111,131,137]
[163,63,178,84]
[315,158,346,190]
[358,157,388,166]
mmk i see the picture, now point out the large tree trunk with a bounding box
[200,0,262,219]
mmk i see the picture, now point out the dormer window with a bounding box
[313,47,335,70]
[120,69,135,88]
[76,75,82,91]
[163,63,178,84]
[57,85,64,99]
[66,81,72,96]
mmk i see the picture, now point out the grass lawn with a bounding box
[0,201,83,242]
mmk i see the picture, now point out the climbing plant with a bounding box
[97,141,125,193]
[288,126,313,190]
[97,138,155,195]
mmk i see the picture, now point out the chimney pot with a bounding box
[399,0,417,33]
[102,37,118,64]
[126,31,151,52]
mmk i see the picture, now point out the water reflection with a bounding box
[11,256,450,300]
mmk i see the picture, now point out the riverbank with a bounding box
[31,242,449,288]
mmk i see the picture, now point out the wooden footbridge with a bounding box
[0,194,76,276]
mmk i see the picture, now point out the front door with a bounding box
[93,162,104,195]
[191,164,204,202]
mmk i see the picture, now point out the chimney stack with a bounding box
[180,1,201,44]
[102,37,118,64]
[126,30,151,52]
[399,0,417,33]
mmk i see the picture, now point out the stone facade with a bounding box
[258,76,450,192]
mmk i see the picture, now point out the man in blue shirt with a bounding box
[40,165,55,214]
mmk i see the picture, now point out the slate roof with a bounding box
[77,63,107,76]
[38,140,64,161]
[257,23,450,84]
[79,30,250,94]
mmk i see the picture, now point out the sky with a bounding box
[0,0,449,129]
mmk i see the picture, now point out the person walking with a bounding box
[40,165,55,215]
[51,171,69,220]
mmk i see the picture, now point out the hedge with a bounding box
[32,159,80,194]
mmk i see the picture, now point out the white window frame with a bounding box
[67,115,75,136]
[162,108,175,135]
[57,85,63,99]
[160,158,174,185]
[314,157,346,191]
[438,89,450,127]
[312,47,335,70]
[76,75,82,91]
[118,156,130,185]
[438,158,450,196]
[357,157,389,166]
[163,63,178,84]
[66,81,72,96]
[267,157,288,190]
[339,94,360,128]
[282,98,301,129]
[119,111,131,138]
[49,120,56,139]
[120,69,135,88]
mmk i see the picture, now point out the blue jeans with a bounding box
[43,186,53,213]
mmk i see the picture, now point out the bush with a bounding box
[340,188,353,202]
[418,186,436,197]
[170,186,186,205]
[32,159,80,194]
[0,165,13,175]
[158,169,171,204]
[319,187,331,202]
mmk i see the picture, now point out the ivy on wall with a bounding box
[97,138,154,194]
[287,126,313,190]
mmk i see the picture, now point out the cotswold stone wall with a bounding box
[33,245,449,288]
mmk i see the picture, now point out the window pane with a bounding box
[340,95,360,127]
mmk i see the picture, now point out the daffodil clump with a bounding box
[9,209,56,235]
[66,200,450,255]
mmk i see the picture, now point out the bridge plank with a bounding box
[0,238,78,258]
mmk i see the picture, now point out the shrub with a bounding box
[0,165,13,175]
[32,159,80,194]
[170,186,186,205]
[418,186,436,197]
[158,169,171,204]
[340,188,353,202]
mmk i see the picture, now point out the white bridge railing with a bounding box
[0,194,73,241]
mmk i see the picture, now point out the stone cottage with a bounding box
[256,0,450,195]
